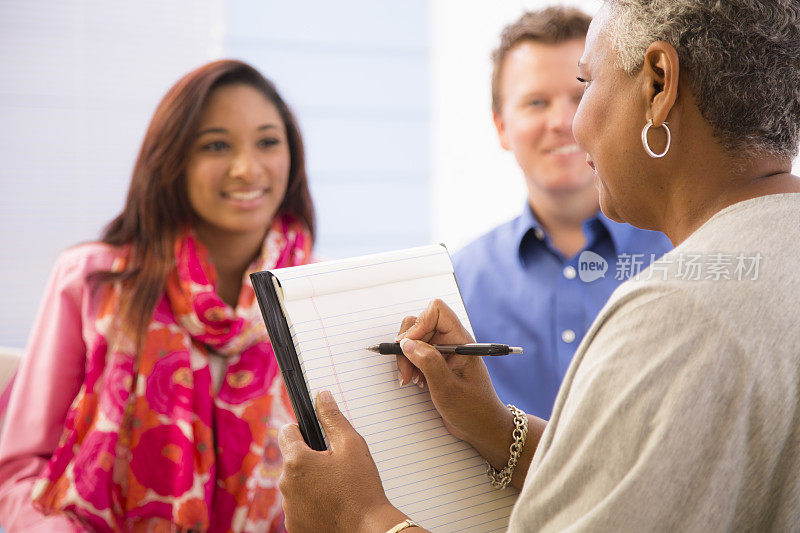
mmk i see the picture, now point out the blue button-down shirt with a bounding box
[453,204,673,419]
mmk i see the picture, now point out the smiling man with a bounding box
[453,7,672,419]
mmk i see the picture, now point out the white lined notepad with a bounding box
[269,245,517,532]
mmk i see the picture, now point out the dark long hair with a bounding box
[96,59,315,345]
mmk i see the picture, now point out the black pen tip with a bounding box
[366,345,380,353]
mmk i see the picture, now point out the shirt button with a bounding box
[563,266,577,279]
[534,227,545,240]
[561,329,576,343]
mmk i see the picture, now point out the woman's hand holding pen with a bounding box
[396,299,544,487]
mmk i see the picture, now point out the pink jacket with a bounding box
[0,244,115,531]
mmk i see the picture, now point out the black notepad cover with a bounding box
[250,270,327,451]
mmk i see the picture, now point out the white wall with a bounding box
[0,0,430,348]
[430,0,800,251]
[0,0,224,348]
[223,0,431,259]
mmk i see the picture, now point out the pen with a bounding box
[366,343,523,356]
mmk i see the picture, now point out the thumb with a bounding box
[315,390,356,444]
[278,423,307,461]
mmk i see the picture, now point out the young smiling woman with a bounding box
[186,83,294,307]
[0,60,314,532]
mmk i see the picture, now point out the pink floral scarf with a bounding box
[32,214,312,532]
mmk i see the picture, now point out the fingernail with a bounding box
[398,371,404,387]
[394,333,405,341]
[400,338,417,354]
[418,381,425,390]
[411,374,419,385]
[317,390,336,408]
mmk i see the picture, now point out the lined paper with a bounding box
[272,245,517,532]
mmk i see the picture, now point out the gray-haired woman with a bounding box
[276,1,800,531]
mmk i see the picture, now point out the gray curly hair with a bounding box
[604,0,800,159]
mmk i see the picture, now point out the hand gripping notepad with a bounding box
[250,244,517,532]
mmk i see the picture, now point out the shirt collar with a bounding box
[591,210,632,254]
[513,203,551,267]
[514,202,632,261]
[513,202,545,251]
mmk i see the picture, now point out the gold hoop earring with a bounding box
[641,118,671,158]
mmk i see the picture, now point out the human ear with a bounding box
[493,110,511,151]
[641,41,679,126]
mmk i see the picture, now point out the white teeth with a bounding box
[226,190,265,201]
[550,144,582,155]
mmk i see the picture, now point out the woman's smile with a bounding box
[221,187,272,209]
